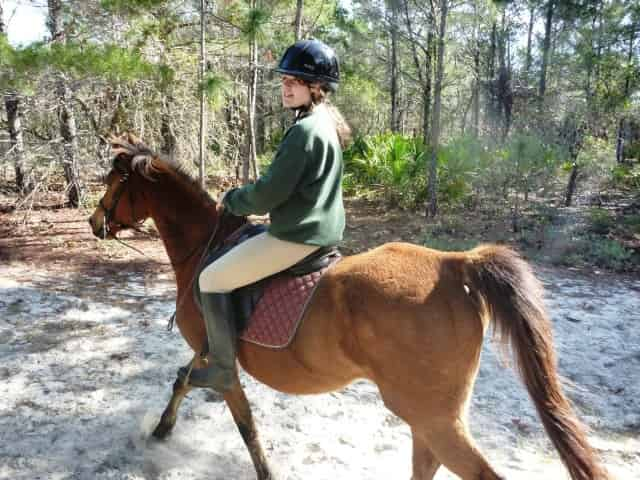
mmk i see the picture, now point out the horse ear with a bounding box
[108,134,134,159]
[127,132,141,146]
[107,133,119,147]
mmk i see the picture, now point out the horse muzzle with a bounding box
[88,213,113,240]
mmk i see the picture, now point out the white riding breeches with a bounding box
[198,231,320,293]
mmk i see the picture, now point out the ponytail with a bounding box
[297,85,352,149]
[323,100,352,150]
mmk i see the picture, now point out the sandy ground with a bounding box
[0,197,639,480]
[1,249,639,480]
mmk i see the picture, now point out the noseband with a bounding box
[99,169,138,236]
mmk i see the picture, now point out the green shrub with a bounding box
[558,236,635,271]
[342,172,359,196]
[422,233,477,252]
[343,132,428,208]
[622,214,640,234]
[343,132,567,211]
[499,133,565,199]
[587,238,634,271]
[611,164,640,190]
[576,136,616,179]
[437,136,483,206]
[586,208,616,234]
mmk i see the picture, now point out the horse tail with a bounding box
[463,244,609,480]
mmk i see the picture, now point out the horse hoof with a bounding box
[257,465,275,480]
[152,421,174,440]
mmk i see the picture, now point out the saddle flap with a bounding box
[239,255,342,348]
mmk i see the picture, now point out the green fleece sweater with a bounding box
[223,106,345,246]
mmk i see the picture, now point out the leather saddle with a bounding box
[194,223,341,334]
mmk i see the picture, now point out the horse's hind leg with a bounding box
[417,419,504,480]
[380,386,502,479]
[152,375,193,439]
[224,376,274,480]
[411,429,440,480]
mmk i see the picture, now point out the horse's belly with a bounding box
[237,342,358,395]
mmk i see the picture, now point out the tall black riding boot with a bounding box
[178,292,237,392]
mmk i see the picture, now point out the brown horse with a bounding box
[88,135,609,480]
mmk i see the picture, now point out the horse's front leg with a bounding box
[152,356,197,439]
[224,375,274,480]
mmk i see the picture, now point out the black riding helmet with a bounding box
[275,39,340,92]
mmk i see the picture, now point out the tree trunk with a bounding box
[488,21,496,81]
[586,0,604,126]
[615,118,625,164]
[512,141,523,232]
[256,68,267,155]
[0,3,32,194]
[156,9,178,161]
[485,20,497,133]
[426,0,448,219]
[246,12,259,184]
[624,26,635,98]
[160,98,177,158]
[512,188,520,233]
[389,0,400,132]
[539,0,555,100]
[497,7,512,140]
[294,0,303,40]
[57,80,82,207]
[472,0,480,138]
[593,0,604,98]
[402,0,430,140]
[47,0,65,42]
[525,3,535,80]
[563,118,583,206]
[498,8,507,74]
[198,0,207,187]
[585,12,596,103]
[49,0,82,207]
[422,34,433,142]
[4,93,32,194]
[460,91,473,135]
[564,160,579,207]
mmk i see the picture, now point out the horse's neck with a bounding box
[147,178,217,270]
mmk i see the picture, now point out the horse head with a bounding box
[88,133,157,239]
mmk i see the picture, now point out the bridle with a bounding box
[97,165,222,268]
[99,167,142,238]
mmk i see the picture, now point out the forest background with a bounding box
[1,0,639,272]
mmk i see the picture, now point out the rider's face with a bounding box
[281,75,312,109]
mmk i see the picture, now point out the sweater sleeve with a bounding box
[223,126,308,216]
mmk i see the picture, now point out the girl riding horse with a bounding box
[180,38,351,391]
[89,40,610,480]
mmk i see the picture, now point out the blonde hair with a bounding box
[297,83,352,149]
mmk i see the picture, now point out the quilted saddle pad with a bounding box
[239,256,341,348]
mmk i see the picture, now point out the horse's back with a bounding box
[329,241,468,300]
